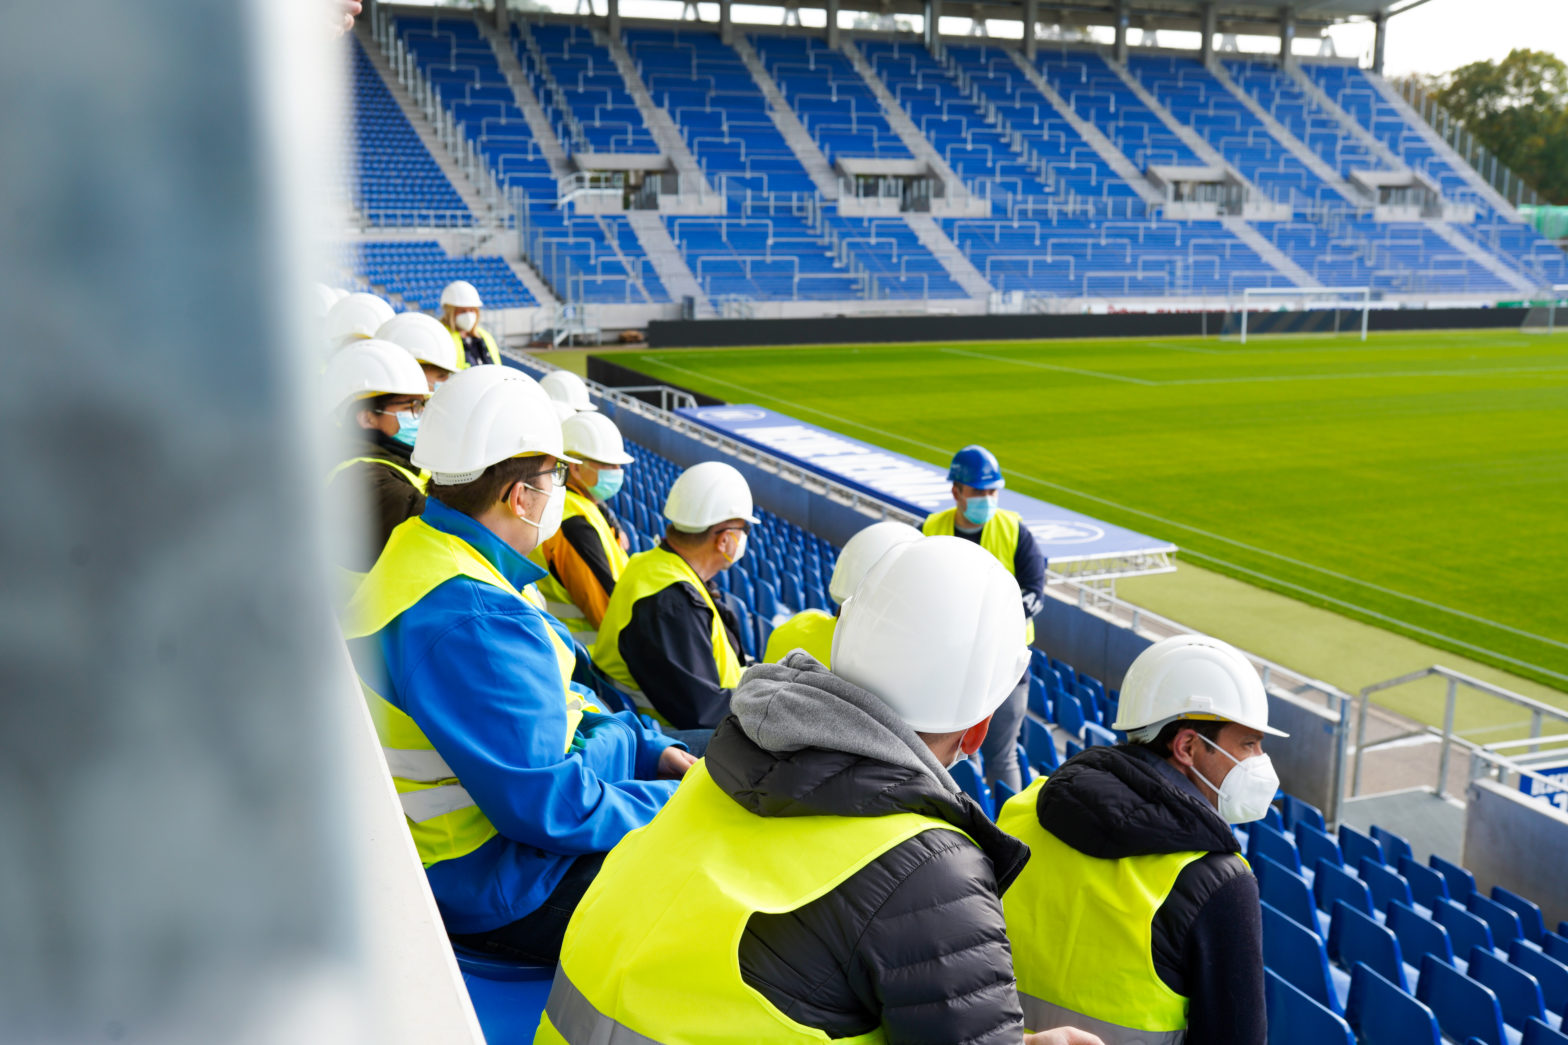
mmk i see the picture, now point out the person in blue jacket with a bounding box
[342,365,694,964]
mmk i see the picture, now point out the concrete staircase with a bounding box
[478,20,573,181]
[1425,221,1538,293]
[732,35,840,200]
[1220,217,1320,288]
[626,212,712,315]
[1005,51,1162,206]
[841,41,970,200]
[600,30,714,197]
[904,214,993,298]
[1287,66,1408,174]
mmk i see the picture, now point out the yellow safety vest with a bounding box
[341,517,592,868]
[530,488,630,643]
[591,546,742,720]
[996,779,1202,1043]
[923,507,1035,645]
[327,455,430,599]
[763,609,837,667]
[537,763,961,1044]
[451,326,500,368]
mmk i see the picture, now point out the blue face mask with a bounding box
[390,411,420,448]
[962,494,997,527]
[589,468,624,501]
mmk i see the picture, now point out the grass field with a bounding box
[603,330,1568,699]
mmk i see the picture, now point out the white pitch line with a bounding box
[939,347,1158,385]
[636,355,1568,662]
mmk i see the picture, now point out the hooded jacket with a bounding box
[1031,743,1266,1045]
[707,652,1031,1045]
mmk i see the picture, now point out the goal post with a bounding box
[1521,285,1568,334]
[1233,286,1372,344]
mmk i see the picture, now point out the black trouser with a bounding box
[449,851,607,965]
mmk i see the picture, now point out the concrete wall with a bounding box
[1464,778,1568,928]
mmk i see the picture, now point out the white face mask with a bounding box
[722,530,748,566]
[1192,733,1279,824]
[516,480,566,542]
[454,311,478,333]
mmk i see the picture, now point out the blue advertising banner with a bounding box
[677,404,1177,573]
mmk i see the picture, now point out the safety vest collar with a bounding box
[419,497,546,593]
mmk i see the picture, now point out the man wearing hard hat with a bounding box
[762,520,921,665]
[591,461,754,729]
[539,538,1101,1045]
[439,280,500,368]
[324,292,395,351]
[376,311,459,391]
[540,369,597,415]
[323,339,432,584]
[341,365,693,963]
[531,412,636,643]
[923,444,1045,793]
[998,634,1282,1045]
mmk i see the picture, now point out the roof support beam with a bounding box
[1371,11,1387,74]
[1278,5,1296,70]
[1200,1,1216,63]
[1113,0,1129,64]
[1022,0,1038,59]
[825,0,840,46]
[720,0,733,43]
[924,0,944,57]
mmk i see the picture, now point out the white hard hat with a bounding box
[323,339,430,413]
[325,293,396,348]
[331,287,351,302]
[562,411,635,466]
[663,461,757,532]
[412,364,574,485]
[540,370,598,412]
[440,280,483,310]
[829,521,922,604]
[310,283,339,321]
[376,311,459,374]
[832,537,1029,734]
[551,400,577,423]
[1112,634,1288,740]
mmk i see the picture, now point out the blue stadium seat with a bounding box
[1064,739,1083,761]
[1021,716,1059,775]
[1432,853,1478,901]
[1249,822,1302,876]
[949,758,994,820]
[1469,945,1547,1032]
[1437,897,1499,959]
[1524,1019,1568,1045]
[1264,968,1355,1045]
[1416,952,1508,1045]
[1494,886,1548,946]
[1014,744,1033,787]
[1256,853,1322,937]
[1359,856,1415,916]
[1345,961,1441,1045]
[1296,823,1343,872]
[1262,901,1346,1014]
[1082,722,1117,748]
[1469,892,1526,952]
[1328,899,1408,991]
[1315,860,1374,918]
[993,777,1019,808]
[1027,673,1051,720]
[1509,940,1568,1017]
[1054,690,1086,739]
[1389,900,1458,972]
[1339,825,1384,869]
[1280,794,1326,833]
[1399,854,1451,913]
[1370,825,1413,867]
[452,947,555,1044]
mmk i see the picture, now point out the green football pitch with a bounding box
[600,330,1568,700]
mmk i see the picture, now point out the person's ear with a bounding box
[1169,728,1198,769]
[960,714,994,756]
[355,408,378,431]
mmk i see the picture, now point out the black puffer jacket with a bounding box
[326,431,425,572]
[708,653,1031,1045]
[1035,743,1266,1045]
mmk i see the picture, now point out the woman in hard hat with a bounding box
[439,279,499,368]
[323,339,431,584]
[324,291,395,351]
[762,520,921,666]
[375,311,459,391]
[530,412,636,643]
[541,538,1101,1045]
[591,461,754,729]
[539,369,597,415]
[997,634,1285,1045]
[341,365,692,964]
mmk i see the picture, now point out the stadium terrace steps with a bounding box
[731,36,841,200]
[1219,218,1319,288]
[1281,64,1408,175]
[1202,60,1360,205]
[1003,50,1162,206]
[603,31,713,195]
[904,214,995,297]
[353,25,496,223]
[840,41,971,201]
[1101,53,1243,181]
[1423,221,1539,294]
[625,211,712,313]
[478,21,572,179]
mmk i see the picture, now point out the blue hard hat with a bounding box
[947,445,1005,490]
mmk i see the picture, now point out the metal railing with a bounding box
[1395,78,1543,210]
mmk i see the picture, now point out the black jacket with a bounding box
[709,654,1032,1045]
[326,432,425,572]
[1035,744,1266,1045]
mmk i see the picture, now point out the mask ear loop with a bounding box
[1189,731,1239,799]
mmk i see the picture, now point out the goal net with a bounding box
[1222,286,1372,343]
[1521,286,1568,334]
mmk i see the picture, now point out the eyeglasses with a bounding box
[714,522,751,535]
[523,462,569,488]
[374,399,426,418]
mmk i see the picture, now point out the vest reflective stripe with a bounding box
[762,609,836,666]
[590,546,741,715]
[451,326,500,369]
[997,779,1201,1037]
[327,454,429,494]
[536,763,952,1044]
[342,517,592,868]
[531,488,630,639]
[1017,994,1186,1045]
[922,507,1035,645]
